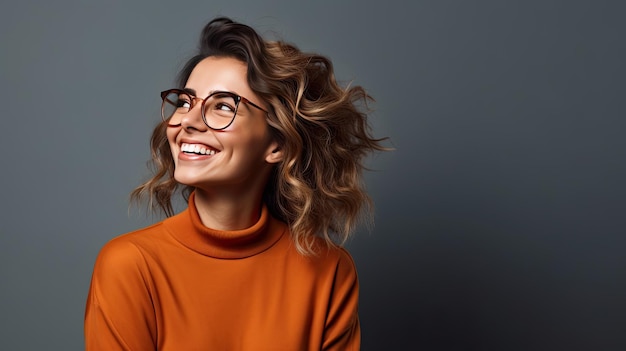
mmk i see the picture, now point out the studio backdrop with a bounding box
[1,1,624,350]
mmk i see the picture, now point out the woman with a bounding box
[85,16,386,350]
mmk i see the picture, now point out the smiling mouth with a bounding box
[181,143,218,156]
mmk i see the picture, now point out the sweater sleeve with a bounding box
[322,249,361,351]
[84,238,157,351]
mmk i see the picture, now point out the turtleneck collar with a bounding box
[163,192,287,259]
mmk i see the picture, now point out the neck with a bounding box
[192,188,264,231]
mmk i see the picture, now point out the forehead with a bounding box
[185,56,252,97]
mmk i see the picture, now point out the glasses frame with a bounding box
[160,88,268,130]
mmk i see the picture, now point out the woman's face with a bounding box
[166,56,281,195]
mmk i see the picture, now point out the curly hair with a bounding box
[131,17,388,255]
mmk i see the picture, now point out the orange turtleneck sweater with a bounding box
[84,192,360,350]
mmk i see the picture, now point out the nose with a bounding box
[179,102,208,132]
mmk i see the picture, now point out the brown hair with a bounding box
[132,17,388,255]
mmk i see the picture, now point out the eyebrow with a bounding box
[182,88,229,99]
[182,87,197,96]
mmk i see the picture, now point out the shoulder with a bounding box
[335,247,358,278]
[289,239,359,282]
[325,246,359,284]
[314,237,358,267]
[314,245,357,271]
[92,222,166,279]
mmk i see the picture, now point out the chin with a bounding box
[173,172,205,188]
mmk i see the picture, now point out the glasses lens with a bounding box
[203,93,239,129]
[162,91,191,123]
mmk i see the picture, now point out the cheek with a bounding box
[221,131,269,166]
[166,127,179,154]
[241,115,272,143]
[233,125,271,151]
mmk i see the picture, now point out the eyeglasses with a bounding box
[160,89,268,130]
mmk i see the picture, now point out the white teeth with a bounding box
[181,143,217,155]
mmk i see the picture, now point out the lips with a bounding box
[180,143,219,156]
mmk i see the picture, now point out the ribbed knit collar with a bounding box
[163,192,287,259]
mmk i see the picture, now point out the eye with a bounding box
[176,96,191,108]
[208,94,237,115]
[214,101,235,112]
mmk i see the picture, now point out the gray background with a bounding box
[1,0,625,350]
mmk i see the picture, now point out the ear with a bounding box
[265,141,283,164]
